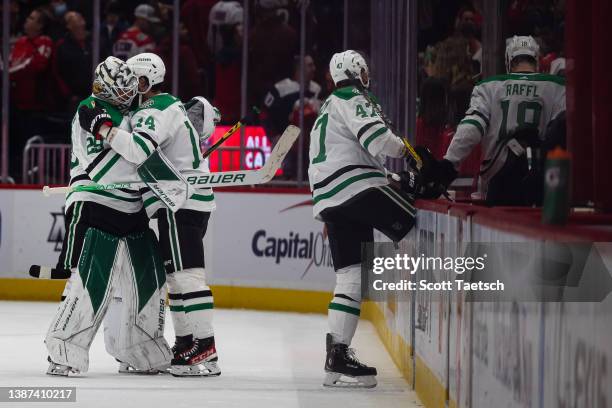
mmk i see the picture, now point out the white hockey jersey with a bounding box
[108,93,216,217]
[444,72,565,195]
[308,86,405,217]
[66,96,143,213]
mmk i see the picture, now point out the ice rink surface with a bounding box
[0,301,421,408]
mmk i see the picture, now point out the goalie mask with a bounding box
[329,50,370,88]
[505,35,540,73]
[127,52,166,94]
[92,56,138,112]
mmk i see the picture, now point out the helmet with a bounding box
[126,52,166,94]
[92,56,138,111]
[209,1,243,26]
[505,35,540,73]
[329,50,370,88]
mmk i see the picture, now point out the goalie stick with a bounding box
[29,265,71,279]
[42,125,300,197]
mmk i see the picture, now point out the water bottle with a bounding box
[542,147,571,225]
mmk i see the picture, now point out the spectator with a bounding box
[157,23,204,100]
[46,0,69,40]
[208,0,243,124]
[432,36,475,127]
[182,0,217,68]
[100,1,128,59]
[263,54,321,140]
[7,7,54,180]
[416,77,450,160]
[263,54,321,179]
[454,6,482,76]
[248,0,298,105]
[113,4,158,61]
[53,11,92,112]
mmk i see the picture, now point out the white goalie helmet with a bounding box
[329,50,370,88]
[126,52,166,94]
[92,56,138,111]
[505,35,540,73]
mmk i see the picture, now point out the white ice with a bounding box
[0,301,421,408]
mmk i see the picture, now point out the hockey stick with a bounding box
[345,70,453,201]
[42,125,300,197]
[202,106,260,159]
[344,70,423,169]
[29,265,71,279]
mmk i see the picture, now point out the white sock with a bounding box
[175,268,214,339]
[166,273,191,337]
[328,265,362,345]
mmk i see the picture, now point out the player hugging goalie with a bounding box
[308,50,447,388]
[45,54,222,377]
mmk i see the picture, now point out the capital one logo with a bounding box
[48,207,65,252]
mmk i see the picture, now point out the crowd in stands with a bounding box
[0,0,565,182]
[416,0,565,178]
[0,0,349,181]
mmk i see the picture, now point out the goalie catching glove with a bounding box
[78,102,113,139]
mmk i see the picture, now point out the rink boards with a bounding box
[1,187,612,408]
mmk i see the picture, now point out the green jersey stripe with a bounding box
[133,134,152,156]
[144,195,160,208]
[191,193,215,202]
[357,120,384,141]
[184,303,214,313]
[313,172,386,204]
[478,73,565,86]
[329,302,361,316]
[459,119,485,137]
[91,153,121,182]
[169,305,183,312]
[363,127,388,150]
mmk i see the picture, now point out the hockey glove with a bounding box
[78,103,113,139]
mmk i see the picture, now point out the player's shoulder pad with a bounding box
[133,93,181,114]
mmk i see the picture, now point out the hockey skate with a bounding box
[46,356,80,377]
[323,333,377,388]
[117,360,161,375]
[169,337,221,377]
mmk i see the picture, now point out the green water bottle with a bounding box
[542,147,571,225]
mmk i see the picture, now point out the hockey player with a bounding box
[78,53,221,377]
[438,35,566,204]
[45,56,172,376]
[309,50,419,388]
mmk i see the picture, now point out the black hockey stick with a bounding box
[345,69,453,201]
[29,265,71,279]
[202,106,260,159]
[343,70,423,169]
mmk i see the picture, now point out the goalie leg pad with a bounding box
[104,230,172,372]
[46,228,120,373]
